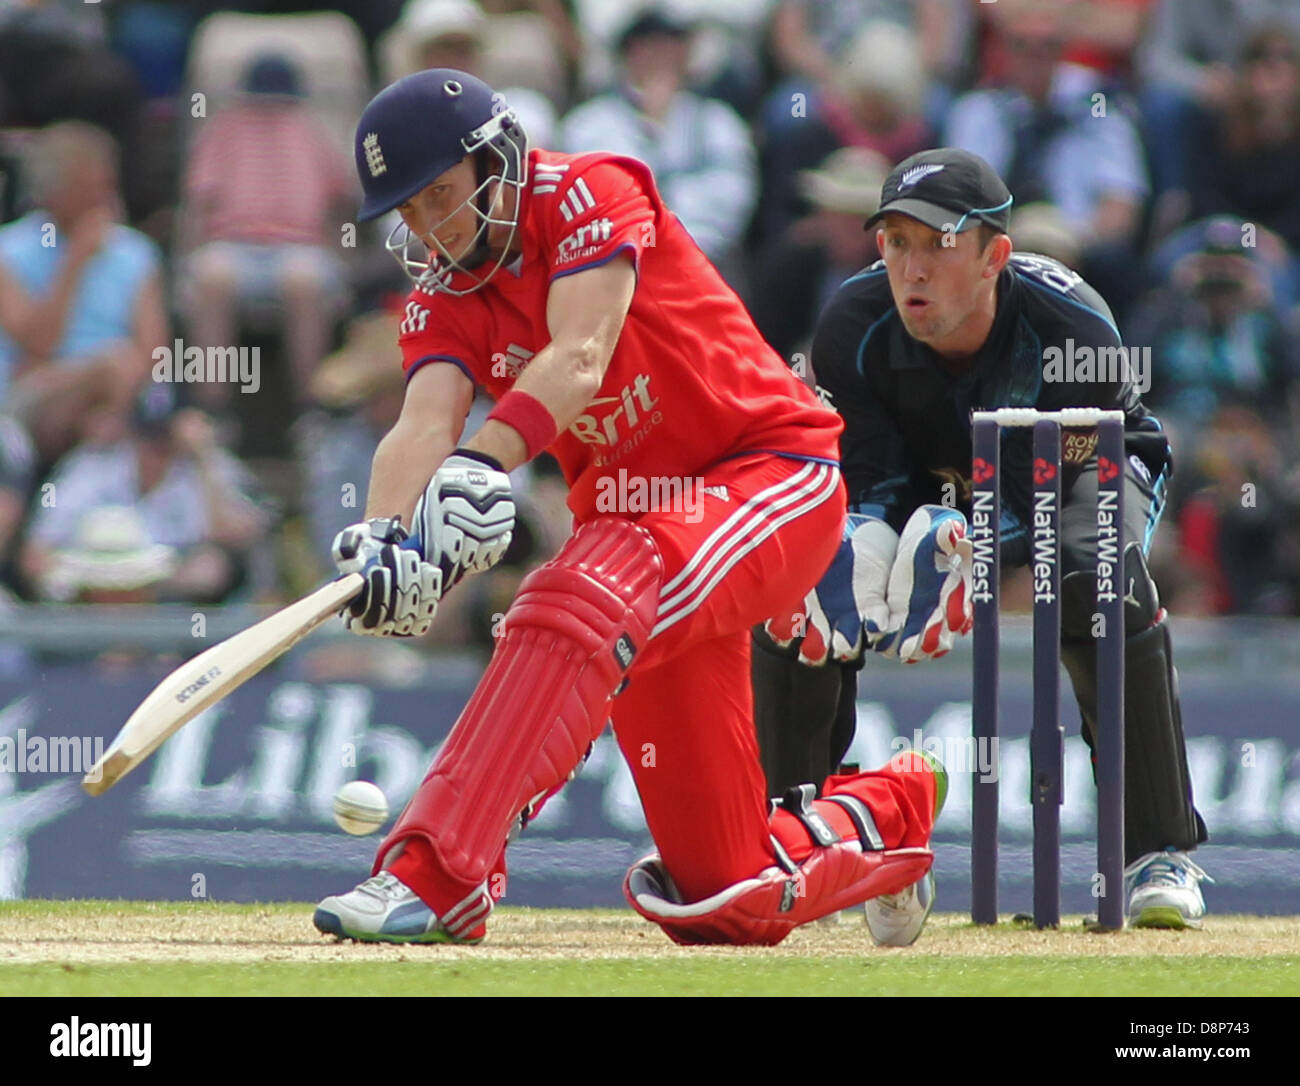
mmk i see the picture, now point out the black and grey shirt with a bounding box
[810,251,1171,563]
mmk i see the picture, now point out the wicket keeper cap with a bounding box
[864,148,1013,235]
[354,68,519,222]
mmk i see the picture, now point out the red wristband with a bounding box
[486,389,557,460]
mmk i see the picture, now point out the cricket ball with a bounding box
[332,780,389,835]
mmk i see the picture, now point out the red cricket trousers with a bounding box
[614,454,937,901]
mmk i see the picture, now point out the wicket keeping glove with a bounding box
[413,450,516,595]
[764,513,899,665]
[871,505,974,663]
[332,517,442,636]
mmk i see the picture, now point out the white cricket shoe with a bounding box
[865,869,936,946]
[313,871,484,944]
[1125,849,1213,930]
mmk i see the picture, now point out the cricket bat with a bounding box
[82,573,365,796]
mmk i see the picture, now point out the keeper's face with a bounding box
[876,214,1006,353]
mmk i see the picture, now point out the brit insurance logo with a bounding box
[557,217,613,265]
[569,373,662,465]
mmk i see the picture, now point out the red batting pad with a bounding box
[382,518,662,919]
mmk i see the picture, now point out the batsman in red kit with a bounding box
[312,70,944,948]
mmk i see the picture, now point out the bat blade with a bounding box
[83,573,364,796]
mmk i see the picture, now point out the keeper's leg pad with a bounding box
[625,844,932,946]
[1061,540,1160,636]
[828,667,860,776]
[1059,546,1207,863]
[377,518,663,917]
[750,625,845,796]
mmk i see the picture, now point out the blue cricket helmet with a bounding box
[355,69,504,223]
[354,68,530,295]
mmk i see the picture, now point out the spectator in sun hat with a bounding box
[753,20,933,252]
[20,382,267,603]
[41,504,177,603]
[378,0,558,146]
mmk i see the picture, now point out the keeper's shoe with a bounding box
[313,872,485,944]
[1125,849,1213,930]
[864,749,947,947]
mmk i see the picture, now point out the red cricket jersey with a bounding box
[397,149,842,522]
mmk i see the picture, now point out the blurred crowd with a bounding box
[0,0,1297,633]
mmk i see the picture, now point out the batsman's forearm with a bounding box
[462,342,602,472]
[365,422,456,525]
[513,338,605,431]
[462,419,528,473]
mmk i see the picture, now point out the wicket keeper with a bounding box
[757,149,1211,929]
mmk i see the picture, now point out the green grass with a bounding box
[2,901,1297,996]
[5,956,1299,997]
[0,899,207,919]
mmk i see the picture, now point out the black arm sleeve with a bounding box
[810,284,915,531]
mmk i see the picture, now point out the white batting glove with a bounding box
[414,450,516,595]
[332,517,442,637]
